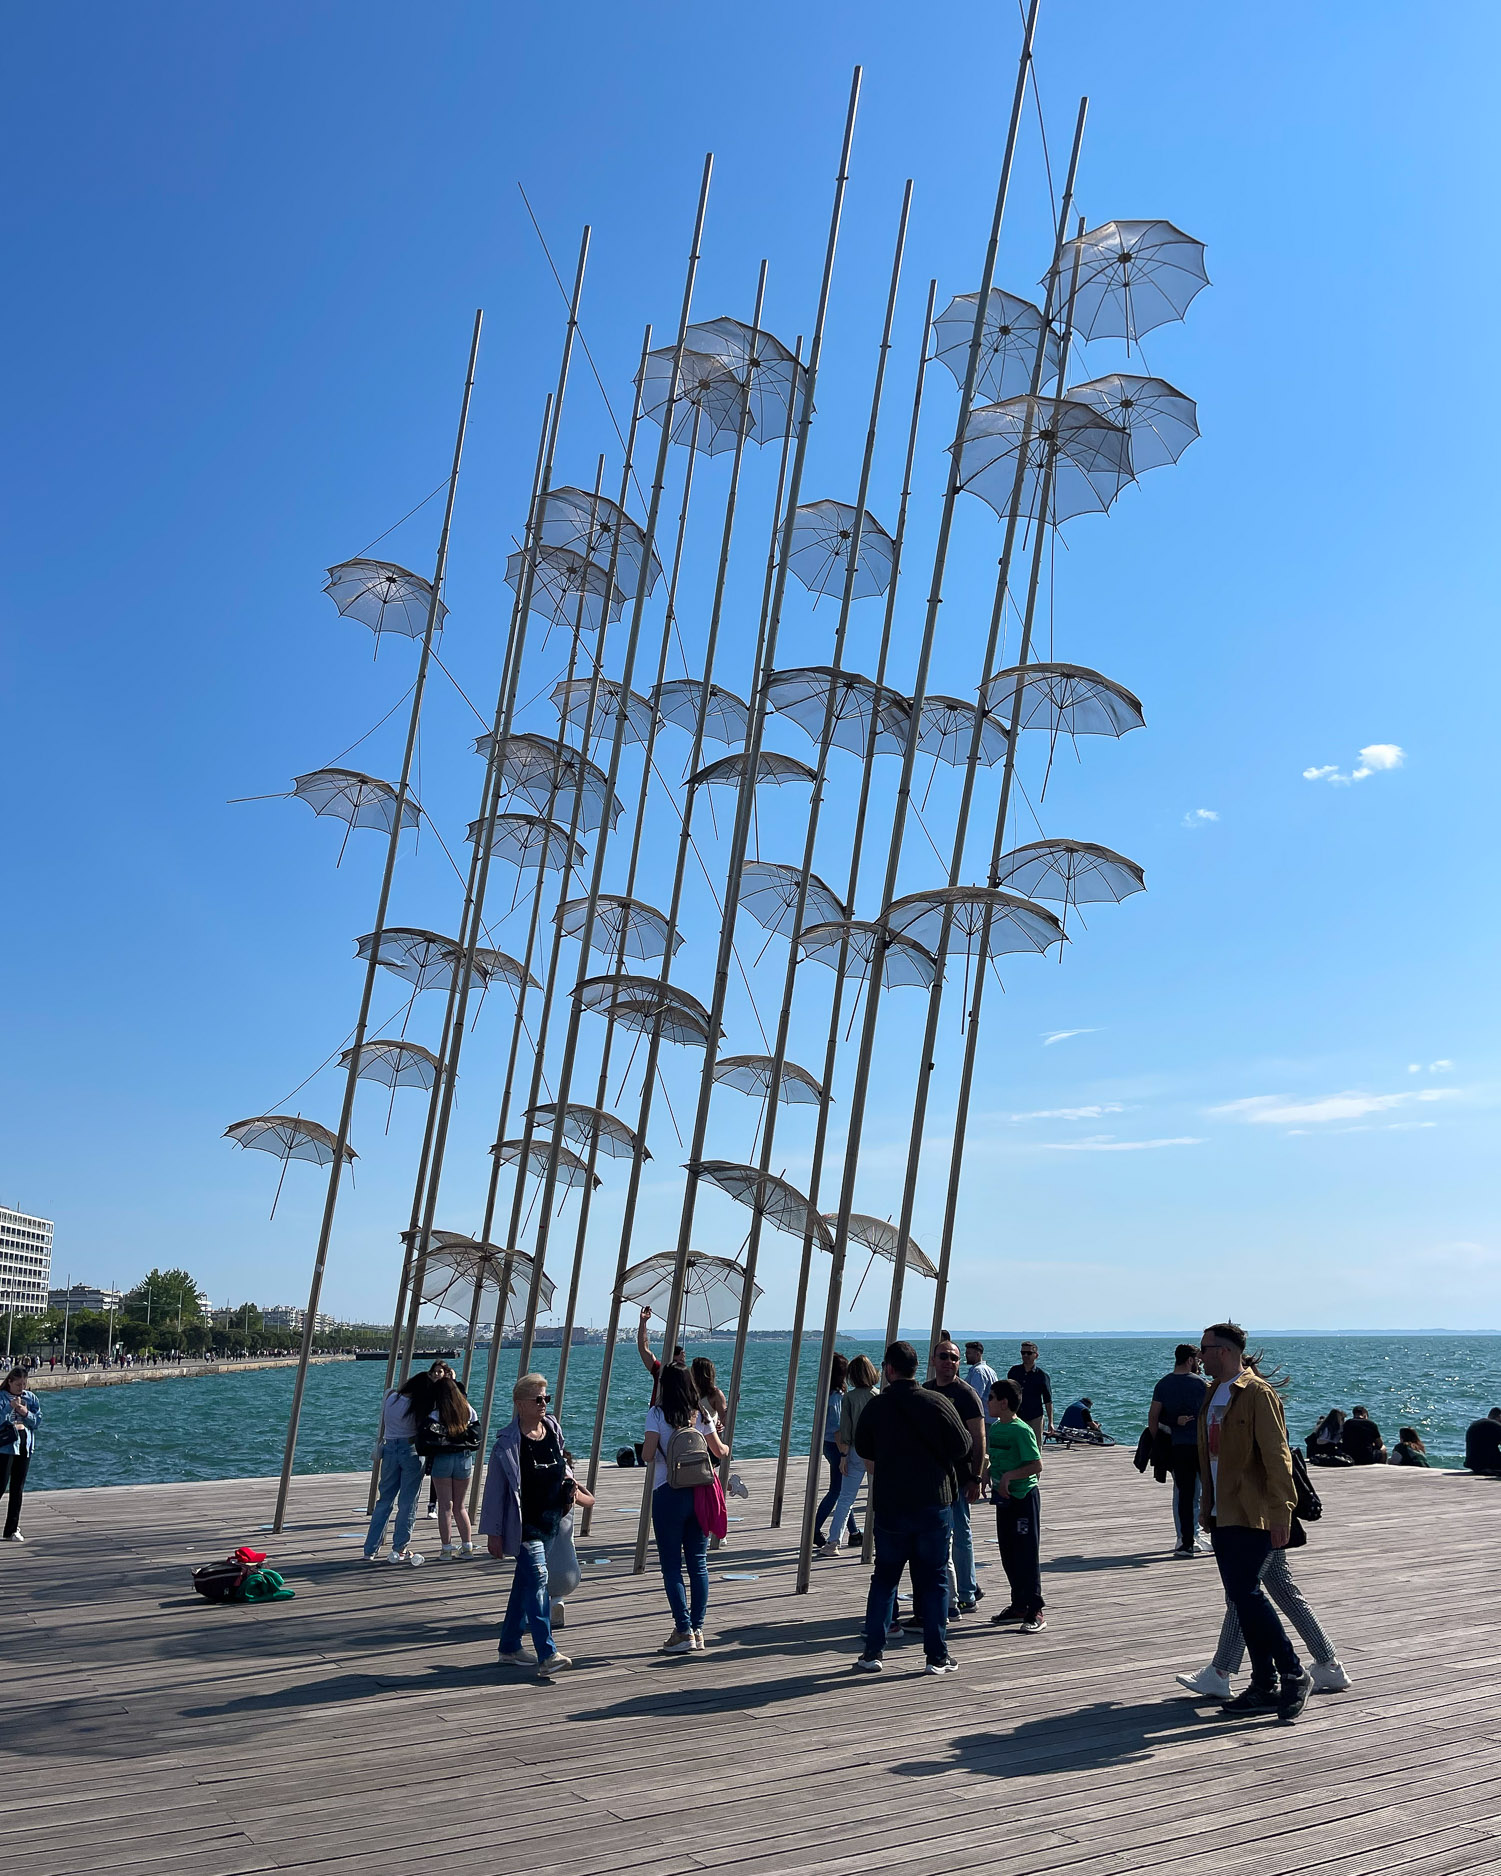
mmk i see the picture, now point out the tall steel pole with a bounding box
[273,308,483,1533]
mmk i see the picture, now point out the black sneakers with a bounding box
[990,1605,1023,1624]
[1222,1681,1280,1714]
[1277,1670,1313,1722]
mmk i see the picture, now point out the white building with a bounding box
[47,1282,122,1315]
[2,1209,54,1316]
[261,1305,335,1332]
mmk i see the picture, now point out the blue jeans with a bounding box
[949,1489,978,1603]
[651,1483,709,1632]
[815,1441,858,1542]
[499,1536,554,1660]
[1211,1525,1302,1685]
[826,1453,867,1544]
[364,1439,424,1556]
[862,1504,953,1664]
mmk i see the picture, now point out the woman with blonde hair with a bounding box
[479,1372,591,1678]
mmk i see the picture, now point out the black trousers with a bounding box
[995,1486,1043,1617]
[0,1450,30,1538]
[1169,1446,1201,1548]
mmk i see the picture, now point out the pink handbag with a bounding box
[694,1471,728,1540]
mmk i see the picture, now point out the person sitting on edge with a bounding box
[1007,1342,1054,1444]
[1340,1405,1387,1465]
[1058,1397,1102,1437]
[1464,1408,1501,1475]
[1306,1409,1348,1463]
[1388,1427,1430,1467]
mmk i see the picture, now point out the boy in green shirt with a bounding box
[985,1377,1046,1632]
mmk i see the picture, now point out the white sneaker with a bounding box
[728,1474,750,1499]
[497,1647,527,1665]
[439,1545,455,1561]
[425,1506,440,1520]
[1194,1534,1213,1554]
[692,1629,707,1650]
[2,1532,25,1543]
[457,1543,474,1559]
[389,1549,424,1567]
[1175,1665,1232,1699]
[536,1652,571,1678]
[552,1602,566,1629]
[660,1630,696,1655]
[363,1551,383,1565]
[818,1540,842,1559]
[1310,1660,1352,1693]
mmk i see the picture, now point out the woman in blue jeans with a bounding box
[642,1364,729,1654]
[363,1372,436,1567]
[814,1353,858,1548]
[479,1373,590,1679]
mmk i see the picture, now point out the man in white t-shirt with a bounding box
[964,1342,1000,1419]
[1198,1322,1310,1722]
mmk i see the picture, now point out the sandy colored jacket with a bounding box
[1198,1368,1297,1532]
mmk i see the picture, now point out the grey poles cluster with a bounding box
[229,0,1208,1557]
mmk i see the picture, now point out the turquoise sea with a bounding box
[26,1333,1501,1492]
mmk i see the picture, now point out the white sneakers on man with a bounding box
[1175,1665,1233,1699]
[1311,1660,1352,1692]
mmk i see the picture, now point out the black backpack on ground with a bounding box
[192,1559,250,1602]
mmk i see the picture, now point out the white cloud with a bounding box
[1042,1028,1098,1046]
[1009,1104,1124,1122]
[1430,1059,1454,1072]
[1407,1063,1422,1074]
[1182,807,1219,829]
[1040,1135,1203,1152]
[1212,1088,1456,1126]
[1303,743,1406,786]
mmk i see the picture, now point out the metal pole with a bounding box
[795,1,1042,1591]
[633,67,863,1575]
[717,180,911,1497]
[272,306,483,1533]
[768,276,937,1526]
[61,1273,71,1362]
[579,322,800,1534]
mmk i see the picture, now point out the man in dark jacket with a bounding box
[1464,1408,1501,1474]
[853,1341,971,1676]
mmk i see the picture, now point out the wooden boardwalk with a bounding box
[9,1449,1501,1876]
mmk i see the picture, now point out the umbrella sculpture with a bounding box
[689,1161,833,1250]
[764,668,909,759]
[552,677,659,747]
[738,861,847,939]
[993,838,1146,906]
[224,1114,355,1218]
[796,919,940,990]
[1046,218,1210,347]
[636,346,751,456]
[489,1139,601,1193]
[322,559,447,644]
[682,315,810,441]
[526,1102,647,1161]
[953,394,1134,524]
[465,813,586,872]
[291,770,421,865]
[413,1237,556,1337]
[1067,374,1200,475]
[504,543,623,633]
[785,499,896,600]
[338,1040,444,1090]
[912,696,1012,768]
[712,1054,825,1106]
[979,662,1146,738]
[619,1251,761,1335]
[536,486,663,601]
[931,287,1062,405]
[883,886,1065,960]
[687,749,817,791]
[476,731,623,834]
[653,679,749,745]
[555,893,682,962]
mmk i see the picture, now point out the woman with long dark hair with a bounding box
[423,1373,480,1558]
[641,1363,728,1654]
[362,1369,436,1567]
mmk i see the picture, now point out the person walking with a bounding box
[927,1340,986,1612]
[852,1341,972,1676]
[814,1354,859,1549]
[820,1354,878,1556]
[421,1373,480,1559]
[1008,1342,1054,1445]
[641,1363,728,1654]
[1197,1322,1312,1721]
[480,1372,577,1678]
[1150,1343,1210,1557]
[984,1377,1045,1631]
[964,1341,999,1418]
[362,1371,434,1567]
[1,1366,41,1542]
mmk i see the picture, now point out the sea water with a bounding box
[26,1333,1501,1492]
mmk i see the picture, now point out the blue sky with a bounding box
[4,3,1497,1333]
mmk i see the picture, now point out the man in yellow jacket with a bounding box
[1198,1321,1312,1722]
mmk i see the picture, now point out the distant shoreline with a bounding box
[24,1354,353,1391]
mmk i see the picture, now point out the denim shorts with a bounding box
[429,1451,475,1479]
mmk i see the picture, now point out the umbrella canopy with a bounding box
[555,893,682,963]
[469,947,540,996]
[932,288,1062,406]
[994,839,1146,906]
[713,1054,826,1107]
[409,1237,556,1333]
[829,1213,939,1278]
[636,347,751,456]
[552,677,659,748]
[527,1102,646,1162]
[476,731,622,834]
[683,315,808,443]
[608,997,713,1049]
[786,500,896,600]
[796,919,938,989]
[504,544,622,632]
[466,813,585,871]
[738,861,847,938]
[292,769,420,836]
[489,1139,600,1192]
[689,1160,833,1249]
[1068,374,1199,476]
[954,395,1134,525]
[338,1040,444,1091]
[653,679,749,746]
[619,1251,762,1335]
[574,974,716,1049]
[323,559,446,643]
[980,662,1145,738]
[537,487,662,601]
[1047,219,1209,346]
[687,749,816,791]
[884,886,1065,960]
[356,926,461,992]
[912,696,1011,768]
[765,668,909,758]
[224,1115,355,1166]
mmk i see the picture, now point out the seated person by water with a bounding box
[1056,1397,1106,1441]
[1307,1409,1349,1464]
[1341,1406,1387,1465]
[1388,1428,1430,1467]
[1464,1408,1501,1475]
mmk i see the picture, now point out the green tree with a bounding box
[69,1310,110,1354]
[123,1268,206,1331]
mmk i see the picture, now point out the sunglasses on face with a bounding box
[935,1351,960,1362]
